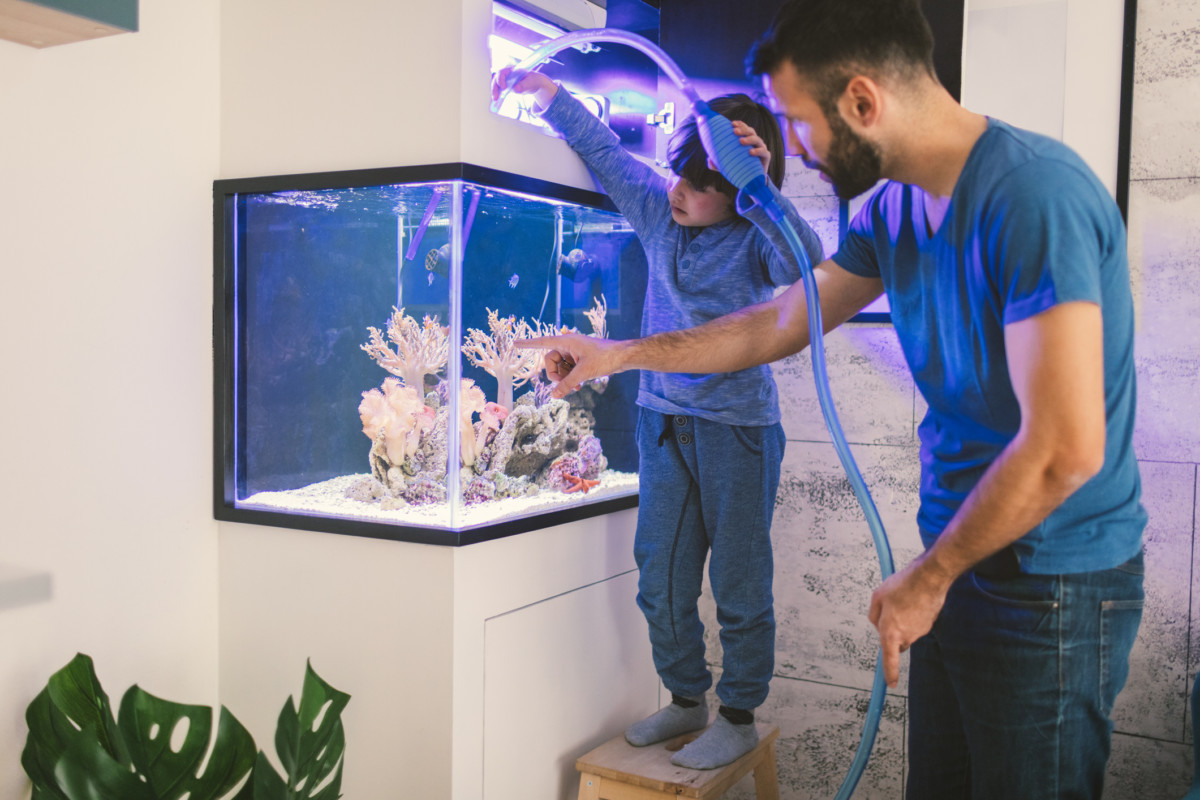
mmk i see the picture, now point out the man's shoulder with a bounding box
[965,120,1116,226]
[972,120,1099,193]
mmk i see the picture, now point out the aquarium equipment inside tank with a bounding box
[214,164,645,545]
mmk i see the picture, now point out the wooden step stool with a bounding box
[576,722,780,800]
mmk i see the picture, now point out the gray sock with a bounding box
[668,715,758,769]
[624,696,708,747]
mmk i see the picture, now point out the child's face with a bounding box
[667,175,735,227]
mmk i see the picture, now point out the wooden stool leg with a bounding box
[578,771,602,800]
[752,740,780,800]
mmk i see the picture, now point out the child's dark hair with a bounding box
[746,0,937,119]
[668,93,786,203]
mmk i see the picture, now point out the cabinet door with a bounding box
[483,570,657,799]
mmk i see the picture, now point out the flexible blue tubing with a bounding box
[497,29,895,798]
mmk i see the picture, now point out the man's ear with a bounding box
[840,75,883,129]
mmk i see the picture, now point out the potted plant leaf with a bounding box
[21,653,349,800]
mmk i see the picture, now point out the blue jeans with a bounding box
[907,549,1145,799]
[633,408,785,710]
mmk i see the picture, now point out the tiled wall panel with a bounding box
[774,328,916,447]
[1128,177,1200,461]
[1111,460,1194,741]
[1129,0,1200,180]
[710,668,907,800]
[1106,733,1192,798]
[699,442,922,693]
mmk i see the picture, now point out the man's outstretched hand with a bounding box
[520,333,626,398]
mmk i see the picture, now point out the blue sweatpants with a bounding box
[633,407,785,711]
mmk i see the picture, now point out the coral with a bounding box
[482,401,508,437]
[351,328,613,510]
[486,472,538,499]
[362,307,449,391]
[458,379,511,469]
[531,373,556,408]
[584,294,608,339]
[489,396,573,477]
[462,475,496,505]
[474,401,508,472]
[545,452,585,492]
[402,476,446,506]
[565,408,596,444]
[461,309,546,410]
[359,378,435,466]
[421,405,453,481]
[344,475,385,503]
[459,380,487,469]
[575,433,608,480]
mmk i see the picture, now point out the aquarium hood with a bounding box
[498,0,606,33]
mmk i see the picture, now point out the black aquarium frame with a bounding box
[213,162,637,546]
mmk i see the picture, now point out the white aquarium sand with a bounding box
[241,470,640,531]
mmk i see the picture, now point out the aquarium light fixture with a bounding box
[494,2,566,41]
[495,0,606,36]
[489,29,609,131]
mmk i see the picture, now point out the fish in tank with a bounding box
[214,165,646,542]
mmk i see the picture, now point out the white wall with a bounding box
[219,0,594,189]
[218,524,457,799]
[0,2,220,798]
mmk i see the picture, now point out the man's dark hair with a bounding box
[669,93,786,201]
[747,0,938,117]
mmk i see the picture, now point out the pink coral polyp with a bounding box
[359,378,433,464]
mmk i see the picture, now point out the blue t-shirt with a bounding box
[833,118,1146,574]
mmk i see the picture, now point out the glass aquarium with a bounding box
[214,164,644,544]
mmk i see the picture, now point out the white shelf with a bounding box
[0,0,132,49]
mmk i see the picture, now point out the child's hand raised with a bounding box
[491,67,559,112]
[704,120,772,177]
[731,120,772,173]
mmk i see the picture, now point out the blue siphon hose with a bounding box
[498,30,895,798]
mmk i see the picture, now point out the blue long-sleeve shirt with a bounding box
[540,87,824,427]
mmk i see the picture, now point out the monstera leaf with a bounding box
[22,655,349,800]
[253,661,350,800]
[110,685,257,800]
[22,653,256,800]
[21,653,129,800]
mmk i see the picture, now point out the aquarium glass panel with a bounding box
[217,167,644,543]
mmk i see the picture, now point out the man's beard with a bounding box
[812,110,884,201]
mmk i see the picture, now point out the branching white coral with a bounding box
[461,308,547,411]
[584,294,607,339]
[362,307,449,390]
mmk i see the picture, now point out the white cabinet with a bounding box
[218,509,658,800]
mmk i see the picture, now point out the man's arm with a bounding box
[868,300,1107,686]
[525,259,883,397]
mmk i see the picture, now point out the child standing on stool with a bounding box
[493,68,822,770]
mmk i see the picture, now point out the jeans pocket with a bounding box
[729,424,764,455]
[1099,598,1143,716]
[968,571,1059,610]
